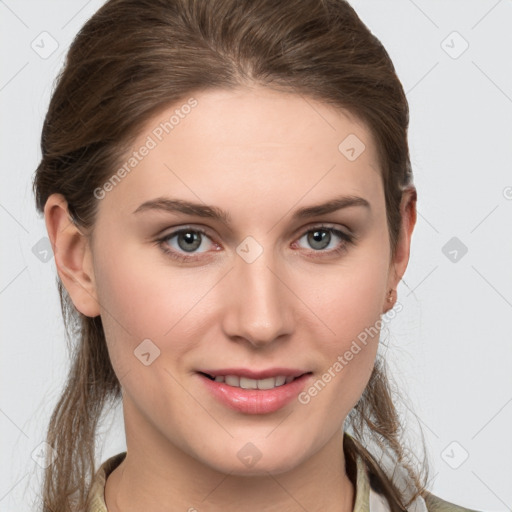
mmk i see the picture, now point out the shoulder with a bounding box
[423,491,483,512]
[344,431,482,512]
[87,452,127,512]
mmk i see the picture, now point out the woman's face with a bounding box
[65,86,413,475]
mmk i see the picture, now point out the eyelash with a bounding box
[154,224,356,263]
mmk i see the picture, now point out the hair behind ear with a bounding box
[42,297,121,512]
[346,356,430,511]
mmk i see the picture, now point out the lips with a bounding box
[196,368,313,414]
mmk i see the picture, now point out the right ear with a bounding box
[44,193,101,317]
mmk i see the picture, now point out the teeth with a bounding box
[240,377,258,389]
[275,376,287,387]
[211,375,295,389]
[225,375,239,386]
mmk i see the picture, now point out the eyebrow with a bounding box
[132,195,370,224]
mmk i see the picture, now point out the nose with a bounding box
[221,248,295,349]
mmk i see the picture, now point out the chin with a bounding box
[197,442,307,477]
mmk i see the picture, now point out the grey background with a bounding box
[1,0,511,510]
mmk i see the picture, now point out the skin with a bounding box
[44,85,416,512]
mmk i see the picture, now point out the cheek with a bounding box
[300,247,389,406]
[92,242,222,369]
[306,254,389,349]
[298,299,382,425]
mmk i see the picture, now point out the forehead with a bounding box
[97,86,383,219]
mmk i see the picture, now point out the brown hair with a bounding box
[33,0,429,510]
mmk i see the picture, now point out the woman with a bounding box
[33,0,481,511]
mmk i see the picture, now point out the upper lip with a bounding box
[197,368,310,379]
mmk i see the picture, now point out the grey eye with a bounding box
[306,229,332,250]
[176,231,203,252]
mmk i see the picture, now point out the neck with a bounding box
[105,405,355,512]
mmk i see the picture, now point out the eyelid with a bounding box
[291,221,355,239]
[157,223,213,238]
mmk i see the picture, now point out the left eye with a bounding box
[162,228,214,253]
[296,227,352,251]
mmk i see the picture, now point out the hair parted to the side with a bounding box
[33,0,429,510]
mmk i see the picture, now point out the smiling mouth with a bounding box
[199,372,310,390]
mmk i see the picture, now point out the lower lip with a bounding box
[198,373,312,414]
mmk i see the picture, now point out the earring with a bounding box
[387,289,395,303]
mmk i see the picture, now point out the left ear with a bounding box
[384,185,417,311]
